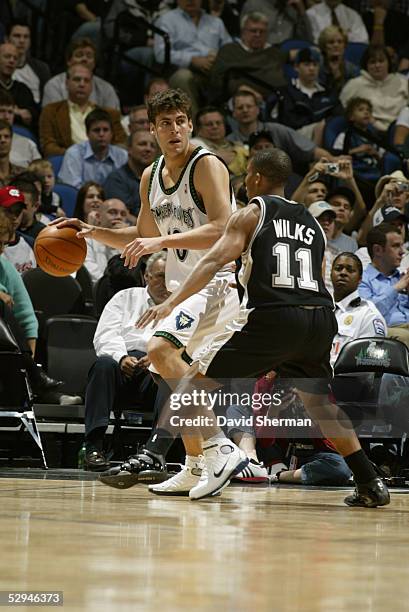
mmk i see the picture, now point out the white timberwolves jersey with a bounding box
[148,146,236,290]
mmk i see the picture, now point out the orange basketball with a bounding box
[34,224,87,277]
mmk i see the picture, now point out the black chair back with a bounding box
[334,337,409,377]
[45,316,98,395]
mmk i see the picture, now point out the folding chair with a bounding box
[0,319,47,468]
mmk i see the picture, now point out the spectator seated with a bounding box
[82,252,168,471]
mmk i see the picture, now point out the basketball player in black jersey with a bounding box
[139,149,390,506]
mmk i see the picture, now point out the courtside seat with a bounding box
[333,337,409,436]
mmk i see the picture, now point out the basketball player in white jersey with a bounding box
[53,89,247,493]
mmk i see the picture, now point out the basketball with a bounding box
[34,224,87,277]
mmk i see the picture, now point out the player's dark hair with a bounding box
[251,149,292,185]
[367,222,400,259]
[333,252,363,276]
[147,89,192,123]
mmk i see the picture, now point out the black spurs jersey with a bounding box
[238,195,334,309]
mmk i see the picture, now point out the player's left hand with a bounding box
[121,237,164,268]
[136,300,175,328]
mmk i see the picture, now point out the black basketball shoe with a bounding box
[99,449,167,489]
[344,477,390,508]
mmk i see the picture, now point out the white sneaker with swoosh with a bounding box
[189,439,248,500]
[149,455,203,496]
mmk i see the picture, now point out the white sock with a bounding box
[185,455,201,465]
[206,432,228,445]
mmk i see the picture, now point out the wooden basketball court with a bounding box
[1,473,409,611]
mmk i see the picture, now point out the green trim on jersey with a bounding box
[189,152,212,213]
[189,152,234,213]
[158,146,202,195]
[153,330,184,349]
[181,350,193,365]
[148,156,161,201]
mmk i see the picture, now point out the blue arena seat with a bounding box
[12,124,39,146]
[48,155,64,178]
[280,38,312,54]
[344,42,368,67]
[323,116,348,150]
[53,183,78,217]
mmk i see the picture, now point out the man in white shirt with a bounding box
[307,0,369,44]
[84,251,169,471]
[331,251,386,366]
[42,37,120,110]
[84,198,129,283]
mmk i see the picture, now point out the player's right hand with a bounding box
[49,217,96,239]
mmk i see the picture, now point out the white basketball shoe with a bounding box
[232,459,269,483]
[149,456,203,496]
[189,438,249,500]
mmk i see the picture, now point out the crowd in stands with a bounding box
[0,0,409,477]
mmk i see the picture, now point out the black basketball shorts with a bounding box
[199,305,338,394]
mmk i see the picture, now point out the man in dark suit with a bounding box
[39,63,126,158]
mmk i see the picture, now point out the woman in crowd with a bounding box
[73,181,104,223]
[318,25,360,93]
[340,44,409,132]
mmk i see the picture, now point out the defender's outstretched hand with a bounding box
[49,217,96,239]
[136,299,175,329]
[121,236,164,268]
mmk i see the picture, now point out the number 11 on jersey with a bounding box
[272,242,318,291]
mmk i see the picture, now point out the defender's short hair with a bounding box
[251,148,292,184]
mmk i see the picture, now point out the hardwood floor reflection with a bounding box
[1,478,408,612]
